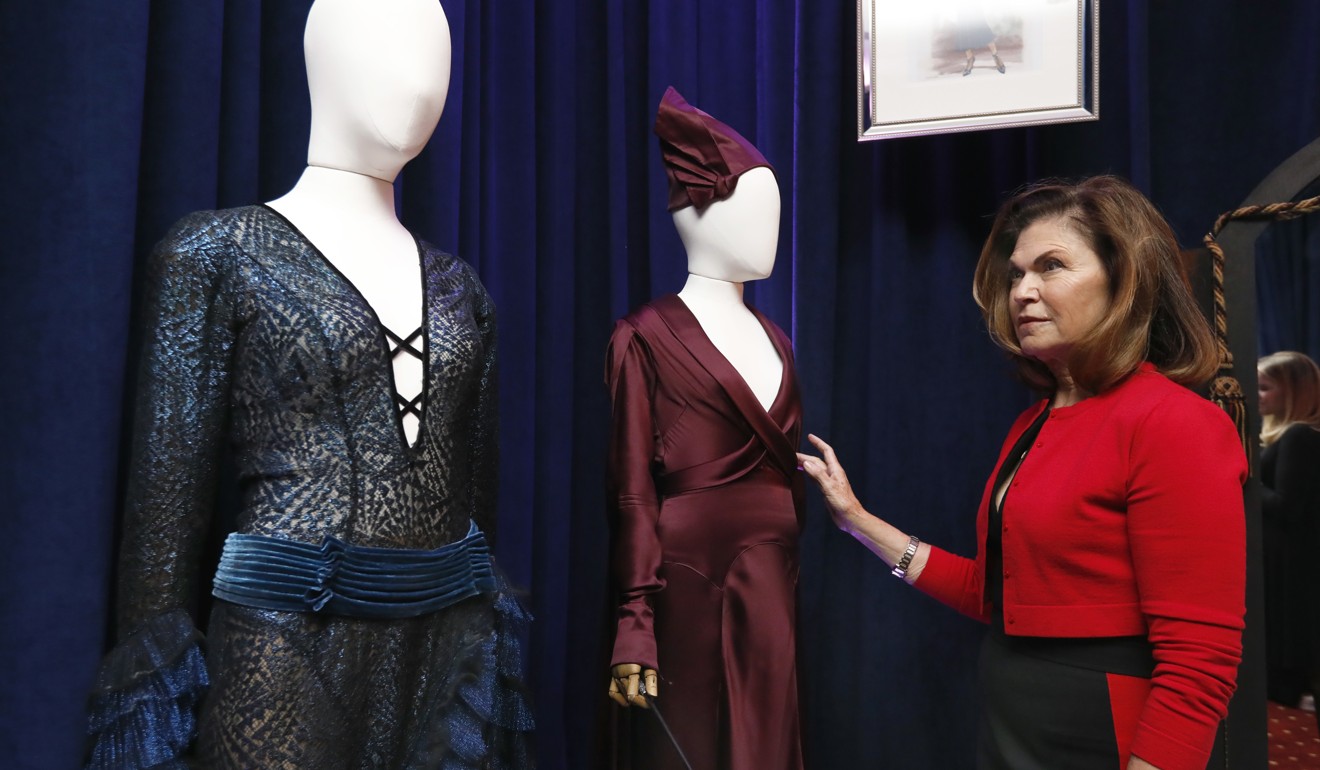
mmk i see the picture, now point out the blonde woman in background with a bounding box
[1258,351,1320,724]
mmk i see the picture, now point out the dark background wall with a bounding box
[1,2,1318,768]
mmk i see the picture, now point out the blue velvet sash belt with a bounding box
[211,521,496,619]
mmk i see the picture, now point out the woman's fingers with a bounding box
[802,436,846,479]
[801,435,861,525]
[813,435,842,470]
[806,433,832,456]
[805,434,844,475]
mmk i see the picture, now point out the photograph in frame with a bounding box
[858,0,1099,141]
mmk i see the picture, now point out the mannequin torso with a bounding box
[674,167,783,411]
[268,169,426,441]
[268,169,421,334]
[677,276,781,410]
[266,0,451,444]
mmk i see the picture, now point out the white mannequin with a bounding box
[675,167,784,411]
[609,166,785,709]
[267,0,452,445]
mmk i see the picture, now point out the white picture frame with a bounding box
[858,0,1099,141]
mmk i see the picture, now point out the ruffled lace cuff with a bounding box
[85,610,208,769]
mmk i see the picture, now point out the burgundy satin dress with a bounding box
[604,294,804,770]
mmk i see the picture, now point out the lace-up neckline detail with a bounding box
[385,326,425,446]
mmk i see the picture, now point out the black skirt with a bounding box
[977,629,1155,770]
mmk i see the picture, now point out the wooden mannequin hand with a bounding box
[797,434,863,530]
[609,663,658,708]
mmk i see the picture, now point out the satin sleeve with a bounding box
[604,321,664,671]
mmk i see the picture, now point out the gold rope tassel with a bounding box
[1202,192,1320,472]
[1209,372,1248,469]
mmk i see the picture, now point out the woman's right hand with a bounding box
[798,433,929,582]
[608,663,658,708]
[797,434,863,531]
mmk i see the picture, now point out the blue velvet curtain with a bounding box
[3,2,1319,769]
[1257,177,1320,359]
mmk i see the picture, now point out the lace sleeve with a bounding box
[116,210,237,633]
[86,211,238,766]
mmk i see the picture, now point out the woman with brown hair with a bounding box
[1257,351,1320,718]
[799,176,1247,770]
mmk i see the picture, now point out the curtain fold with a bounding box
[2,1,1319,768]
[1256,179,1320,360]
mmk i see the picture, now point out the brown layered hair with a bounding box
[972,175,1218,395]
[1258,351,1320,446]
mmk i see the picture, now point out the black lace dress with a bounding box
[85,205,533,769]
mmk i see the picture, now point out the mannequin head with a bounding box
[304,0,452,182]
[673,167,780,283]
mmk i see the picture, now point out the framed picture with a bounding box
[857,0,1099,141]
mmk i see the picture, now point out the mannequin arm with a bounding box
[608,663,659,708]
[797,434,931,583]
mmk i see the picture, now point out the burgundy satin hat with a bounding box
[654,86,774,212]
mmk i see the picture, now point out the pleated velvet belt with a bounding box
[211,521,496,619]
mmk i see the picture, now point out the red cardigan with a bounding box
[916,364,1247,770]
